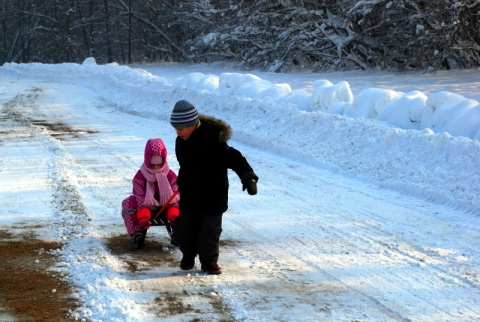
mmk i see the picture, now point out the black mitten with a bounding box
[243,179,257,195]
[241,171,258,195]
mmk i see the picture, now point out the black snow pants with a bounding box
[172,210,223,266]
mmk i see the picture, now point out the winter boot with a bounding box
[201,263,222,275]
[131,232,145,249]
[180,256,195,270]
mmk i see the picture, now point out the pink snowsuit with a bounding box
[121,138,179,237]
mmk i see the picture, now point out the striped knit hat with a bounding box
[170,100,199,129]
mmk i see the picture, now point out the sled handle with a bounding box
[149,190,179,224]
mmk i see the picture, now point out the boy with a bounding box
[171,100,258,274]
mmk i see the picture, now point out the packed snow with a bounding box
[0,59,479,321]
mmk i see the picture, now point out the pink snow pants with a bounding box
[121,195,144,236]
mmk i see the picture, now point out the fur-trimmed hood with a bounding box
[199,115,232,143]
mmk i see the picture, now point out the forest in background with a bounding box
[1,0,479,72]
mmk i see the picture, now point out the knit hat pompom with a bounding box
[170,100,199,129]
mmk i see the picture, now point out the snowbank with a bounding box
[2,59,479,213]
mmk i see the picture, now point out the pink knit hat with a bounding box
[144,138,168,169]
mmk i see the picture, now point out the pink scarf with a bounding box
[140,162,178,208]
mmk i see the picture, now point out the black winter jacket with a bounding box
[175,115,258,214]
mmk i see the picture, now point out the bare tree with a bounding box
[0,0,478,71]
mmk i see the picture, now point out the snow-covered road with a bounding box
[1,68,480,321]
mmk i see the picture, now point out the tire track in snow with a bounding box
[308,182,480,320]
[3,86,150,321]
[213,155,405,320]
[221,216,405,321]
[214,139,480,321]
[337,205,480,320]
[4,89,95,237]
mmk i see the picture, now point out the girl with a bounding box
[121,138,180,248]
